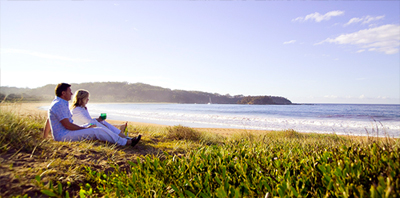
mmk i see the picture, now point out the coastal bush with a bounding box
[166,125,202,141]
[130,124,167,138]
[165,125,224,146]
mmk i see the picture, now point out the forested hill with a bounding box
[1,82,292,105]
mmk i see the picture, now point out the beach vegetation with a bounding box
[0,103,399,197]
[166,125,202,141]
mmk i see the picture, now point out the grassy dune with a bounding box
[0,103,399,197]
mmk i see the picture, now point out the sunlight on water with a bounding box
[80,103,400,137]
[40,103,399,137]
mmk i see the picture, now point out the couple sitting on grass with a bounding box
[43,83,141,147]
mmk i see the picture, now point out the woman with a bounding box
[70,89,133,140]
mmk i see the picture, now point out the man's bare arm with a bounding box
[43,118,51,138]
[60,118,93,131]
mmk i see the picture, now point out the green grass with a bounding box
[0,105,47,153]
[1,103,399,197]
[82,133,399,197]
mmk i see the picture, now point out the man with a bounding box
[43,83,141,147]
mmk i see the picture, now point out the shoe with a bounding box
[131,135,142,147]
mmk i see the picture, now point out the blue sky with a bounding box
[1,0,399,104]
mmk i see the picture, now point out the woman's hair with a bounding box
[71,89,90,109]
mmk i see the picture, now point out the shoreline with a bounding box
[5,102,396,138]
[8,102,274,137]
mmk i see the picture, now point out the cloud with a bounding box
[292,10,344,22]
[316,24,400,54]
[1,48,95,62]
[283,40,296,44]
[356,49,365,53]
[344,15,385,26]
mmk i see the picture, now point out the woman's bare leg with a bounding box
[112,122,128,138]
[120,122,128,132]
[112,122,128,133]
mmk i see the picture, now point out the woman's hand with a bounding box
[87,124,97,128]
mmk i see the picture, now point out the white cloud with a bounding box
[292,10,344,22]
[283,40,296,44]
[356,49,366,53]
[0,48,95,62]
[316,24,400,54]
[344,15,385,26]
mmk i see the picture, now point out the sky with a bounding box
[1,0,399,104]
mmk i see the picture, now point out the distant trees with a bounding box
[237,96,292,105]
[1,82,292,105]
[0,93,42,102]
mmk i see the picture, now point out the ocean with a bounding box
[72,103,400,137]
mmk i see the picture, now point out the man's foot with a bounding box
[131,135,141,148]
[126,139,132,146]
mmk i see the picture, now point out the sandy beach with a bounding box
[7,102,272,137]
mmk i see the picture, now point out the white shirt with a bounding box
[71,106,121,135]
[48,97,73,141]
[71,106,97,126]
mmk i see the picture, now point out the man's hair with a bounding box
[55,83,71,97]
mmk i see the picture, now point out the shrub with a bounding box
[166,125,202,141]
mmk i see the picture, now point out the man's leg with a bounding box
[60,127,128,146]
